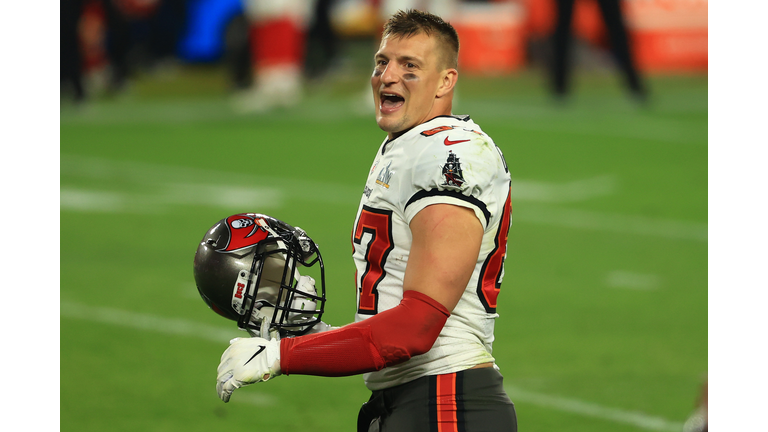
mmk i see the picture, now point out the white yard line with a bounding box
[61,155,618,206]
[60,300,239,344]
[511,175,617,203]
[60,154,359,205]
[230,391,278,407]
[505,386,684,432]
[60,188,129,213]
[605,270,661,290]
[61,98,705,146]
[61,300,684,429]
[516,204,707,242]
[60,155,706,242]
[60,185,285,213]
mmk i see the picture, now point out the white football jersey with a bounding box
[352,115,512,391]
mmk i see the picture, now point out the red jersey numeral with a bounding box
[353,206,394,315]
[477,187,512,313]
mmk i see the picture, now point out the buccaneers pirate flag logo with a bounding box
[441,150,465,188]
[219,214,270,252]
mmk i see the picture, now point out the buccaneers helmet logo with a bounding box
[219,214,270,252]
[441,150,465,188]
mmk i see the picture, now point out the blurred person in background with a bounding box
[62,0,87,103]
[210,9,516,431]
[232,0,316,113]
[378,0,457,22]
[551,0,648,102]
[304,0,341,81]
[61,0,132,101]
[227,0,339,99]
[100,0,137,93]
[60,0,187,102]
[104,0,188,88]
[229,0,459,113]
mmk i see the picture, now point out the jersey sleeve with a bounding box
[402,132,506,231]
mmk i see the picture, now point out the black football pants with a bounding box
[358,367,517,432]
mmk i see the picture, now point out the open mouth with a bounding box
[380,93,405,111]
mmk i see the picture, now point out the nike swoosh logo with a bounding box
[243,345,266,365]
[444,137,470,146]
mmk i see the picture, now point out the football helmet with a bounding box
[193,213,326,337]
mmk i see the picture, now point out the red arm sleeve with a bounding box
[279,290,450,377]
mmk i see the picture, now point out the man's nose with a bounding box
[380,63,399,84]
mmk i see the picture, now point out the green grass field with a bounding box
[60,63,707,432]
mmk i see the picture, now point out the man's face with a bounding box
[371,33,448,138]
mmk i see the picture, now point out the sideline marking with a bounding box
[61,300,683,429]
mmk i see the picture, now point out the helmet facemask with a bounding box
[234,237,325,337]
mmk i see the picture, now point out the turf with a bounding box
[61,63,707,432]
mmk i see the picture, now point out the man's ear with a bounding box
[436,68,458,98]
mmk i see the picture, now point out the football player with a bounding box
[210,9,516,432]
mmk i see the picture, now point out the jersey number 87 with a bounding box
[353,191,511,315]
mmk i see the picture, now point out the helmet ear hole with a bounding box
[193,213,326,336]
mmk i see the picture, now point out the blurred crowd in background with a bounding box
[60,0,708,110]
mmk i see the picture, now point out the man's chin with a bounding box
[376,117,406,137]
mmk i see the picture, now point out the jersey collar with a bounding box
[381,115,472,155]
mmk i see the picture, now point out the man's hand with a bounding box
[288,275,319,322]
[216,337,281,402]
